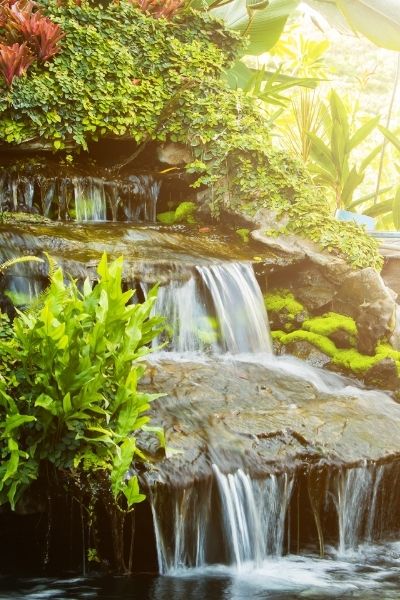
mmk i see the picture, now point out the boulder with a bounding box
[251,216,397,354]
[284,340,331,369]
[140,357,400,487]
[156,142,192,166]
[363,358,400,392]
[333,268,397,355]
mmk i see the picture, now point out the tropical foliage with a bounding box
[0,254,163,511]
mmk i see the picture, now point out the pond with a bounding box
[3,543,400,599]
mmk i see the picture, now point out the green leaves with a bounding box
[336,0,400,52]
[393,187,400,230]
[0,2,241,147]
[307,90,380,208]
[211,0,299,55]
[0,254,164,511]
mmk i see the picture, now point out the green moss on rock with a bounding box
[302,312,357,337]
[274,329,400,375]
[265,290,305,319]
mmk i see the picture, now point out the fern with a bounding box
[0,256,44,274]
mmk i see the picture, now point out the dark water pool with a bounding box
[3,544,400,600]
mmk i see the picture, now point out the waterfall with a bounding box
[0,170,161,222]
[149,481,213,573]
[152,261,272,354]
[213,466,293,568]
[326,463,400,554]
[149,467,294,574]
[74,177,107,222]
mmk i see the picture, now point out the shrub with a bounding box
[0,254,164,511]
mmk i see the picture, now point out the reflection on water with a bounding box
[3,543,400,600]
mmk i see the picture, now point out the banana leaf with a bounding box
[209,0,300,55]
[336,0,400,52]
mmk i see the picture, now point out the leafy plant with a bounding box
[0,0,63,85]
[280,90,325,163]
[307,90,380,209]
[0,254,164,511]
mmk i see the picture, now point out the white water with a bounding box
[149,467,294,574]
[152,262,272,354]
[213,466,293,568]
[150,460,399,575]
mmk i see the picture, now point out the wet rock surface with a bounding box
[140,357,400,487]
[0,221,285,285]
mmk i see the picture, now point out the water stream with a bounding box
[151,262,272,354]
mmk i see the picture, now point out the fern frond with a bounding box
[43,252,58,280]
[0,256,44,274]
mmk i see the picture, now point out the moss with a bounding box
[302,312,357,337]
[302,312,358,347]
[0,212,51,225]
[236,228,250,243]
[265,289,305,320]
[157,201,197,225]
[276,329,400,375]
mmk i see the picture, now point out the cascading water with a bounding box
[145,252,400,576]
[3,168,400,597]
[326,463,400,554]
[149,481,213,573]
[74,177,108,222]
[0,170,161,222]
[151,261,272,354]
[213,466,293,568]
[148,467,294,574]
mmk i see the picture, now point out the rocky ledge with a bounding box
[140,356,400,487]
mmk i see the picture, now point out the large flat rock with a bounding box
[140,356,400,486]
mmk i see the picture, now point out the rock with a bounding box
[250,216,397,355]
[363,358,400,392]
[329,329,355,349]
[156,142,192,165]
[0,221,286,287]
[381,257,400,296]
[333,268,397,355]
[390,305,400,351]
[284,340,331,369]
[140,357,400,487]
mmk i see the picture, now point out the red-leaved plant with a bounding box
[0,41,34,86]
[128,0,185,20]
[6,1,64,61]
[0,0,64,86]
